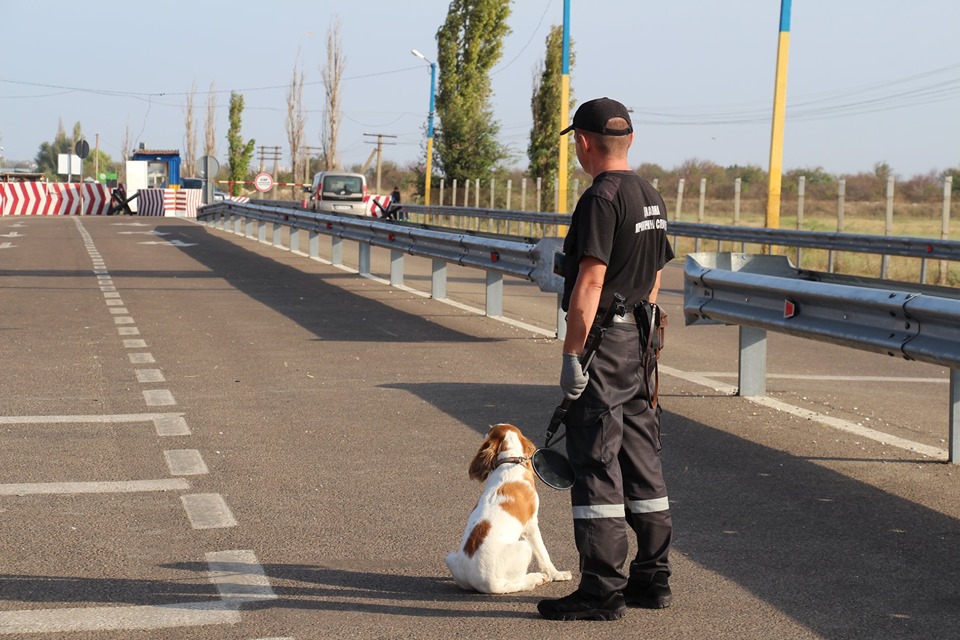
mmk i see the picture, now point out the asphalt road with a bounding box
[1,215,958,639]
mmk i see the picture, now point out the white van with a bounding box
[305,172,368,215]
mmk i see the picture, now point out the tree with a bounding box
[226,91,256,195]
[35,120,82,180]
[320,17,345,171]
[183,80,198,178]
[286,50,307,185]
[204,82,217,159]
[434,0,511,181]
[528,24,575,210]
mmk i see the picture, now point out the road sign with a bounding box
[196,156,219,178]
[75,140,90,159]
[254,172,274,193]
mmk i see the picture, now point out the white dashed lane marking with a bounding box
[165,449,209,476]
[136,369,166,383]
[143,389,177,406]
[181,494,239,529]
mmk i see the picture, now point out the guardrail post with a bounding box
[290,227,301,254]
[359,243,371,276]
[233,214,242,235]
[797,176,805,267]
[245,216,255,239]
[485,271,503,317]
[331,236,343,265]
[431,259,447,300]
[556,294,566,341]
[939,176,952,286]
[272,221,282,247]
[695,178,706,252]
[738,326,767,397]
[390,249,404,286]
[881,176,895,278]
[951,369,960,463]
[308,230,320,259]
[258,219,267,243]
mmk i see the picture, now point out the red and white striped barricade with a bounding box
[0,182,110,215]
[137,188,202,217]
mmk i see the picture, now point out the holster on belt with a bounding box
[633,302,668,409]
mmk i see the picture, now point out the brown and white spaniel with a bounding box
[445,423,572,594]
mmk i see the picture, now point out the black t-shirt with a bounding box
[561,171,675,314]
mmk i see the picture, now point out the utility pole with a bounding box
[362,133,396,194]
[301,145,324,184]
[257,145,282,174]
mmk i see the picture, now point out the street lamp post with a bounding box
[412,49,437,205]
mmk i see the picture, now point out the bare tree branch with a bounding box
[184,79,197,177]
[320,16,345,171]
[286,50,306,185]
[204,81,217,160]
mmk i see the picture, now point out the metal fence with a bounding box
[684,252,960,464]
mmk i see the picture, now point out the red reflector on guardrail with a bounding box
[490,251,500,263]
[784,299,797,318]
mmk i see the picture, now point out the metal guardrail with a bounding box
[199,201,960,460]
[196,201,566,331]
[684,252,960,463]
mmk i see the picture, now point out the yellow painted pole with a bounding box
[765,0,792,230]
[557,0,571,214]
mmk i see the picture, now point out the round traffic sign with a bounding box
[75,139,90,159]
[254,172,274,193]
[196,155,219,179]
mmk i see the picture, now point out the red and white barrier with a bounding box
[137,188,202,217]
[48,183,112,215]
[366,194,392,217]
[0,182,112,216]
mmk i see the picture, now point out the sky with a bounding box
[1,0,957,179]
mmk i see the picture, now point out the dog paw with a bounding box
[549,570,573,582]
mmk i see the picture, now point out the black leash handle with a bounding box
[545,293,626,448]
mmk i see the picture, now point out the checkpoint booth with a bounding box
[125,148,200,217]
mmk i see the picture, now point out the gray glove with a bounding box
[560,353,589,400]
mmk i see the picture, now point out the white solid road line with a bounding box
[0,601,240,635]
[0,549,278,635]
[659,365,948,460]
[0,478,189,496]
[0,412,184,425]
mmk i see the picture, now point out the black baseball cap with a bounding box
[560,97,633,136]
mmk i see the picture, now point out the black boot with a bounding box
[537,589,626,621]
[624,571,672,609]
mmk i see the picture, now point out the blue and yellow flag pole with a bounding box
[765,0,792,230]
[557,0,571,214]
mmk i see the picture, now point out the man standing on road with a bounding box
[538,98,675,622]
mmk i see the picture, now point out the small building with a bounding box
[130,148,181,188]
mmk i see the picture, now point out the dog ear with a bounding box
[520,432,537,459]
[468,430,501,482]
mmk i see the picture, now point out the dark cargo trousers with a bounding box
[564,321,672,597]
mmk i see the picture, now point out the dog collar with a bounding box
[495,456,529,468]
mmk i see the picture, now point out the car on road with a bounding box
[304,171,368,215]
[182,177,228,202]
